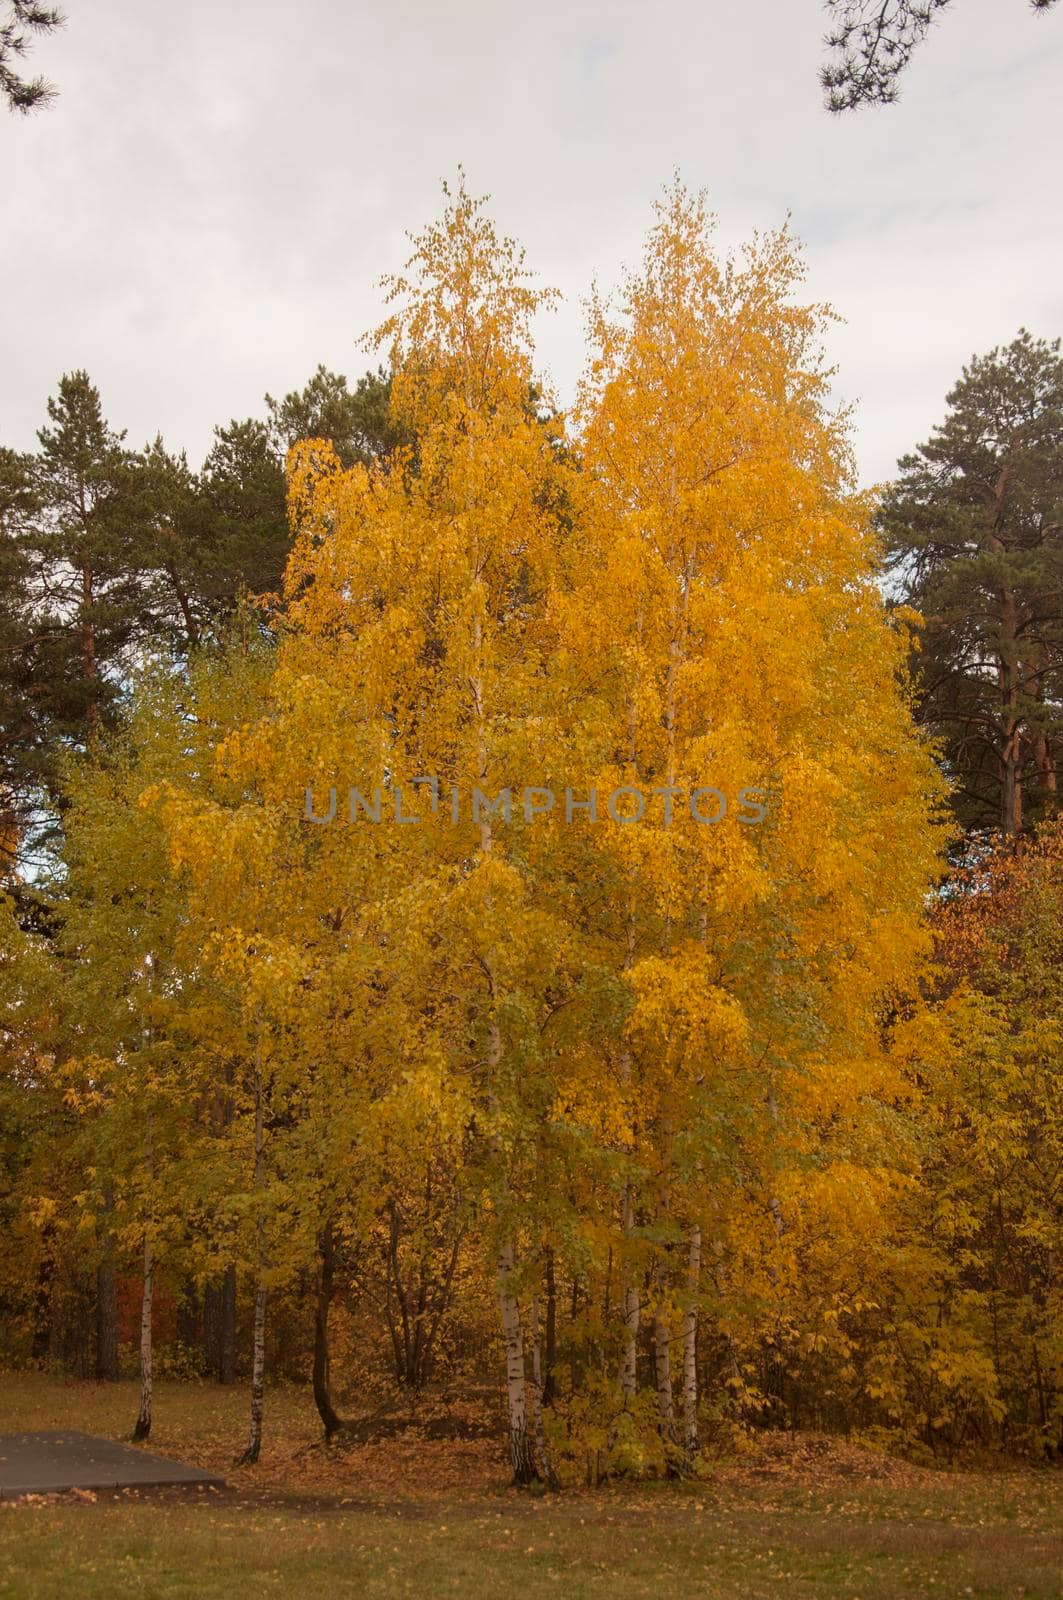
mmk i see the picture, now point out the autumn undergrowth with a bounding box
[0,1375,1060,1599]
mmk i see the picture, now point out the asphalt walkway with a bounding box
[0,1429,224,1497]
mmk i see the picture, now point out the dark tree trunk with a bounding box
[176,1277,199,1351]
[203,1279,221,1374]
[165,562,200,649]
[95,1214,119,1381]
[384,1189,463,1389]
[991,488,1024,836]
[542,1245,557,1405]
[312,1223,343,1438]
[208,1064,238,1383]
[81,559,98,744]
[418,1228,463,1388]
[219,1264,236,1384]
[237,1043,267,1466]
[31,1224,56,1364]
[203,1266,237,1382]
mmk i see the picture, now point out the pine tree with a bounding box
[821,0,1060,113]
[266,365,403,469]
[0,448,40,867]
[882,331,1063,837]
[1,1,62,114]
[28,372,144,754]
[193,418,290,612]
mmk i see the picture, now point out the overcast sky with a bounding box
[4,0,1062,488]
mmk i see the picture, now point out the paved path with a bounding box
[0,1430,225,1497]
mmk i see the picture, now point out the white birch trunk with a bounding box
[239,1030,268,1466]
[133,1229,153,1440]
[242,1277,267,1464]
[617,887,639,1410]
[529,1291,558,1488]
[474,609,538,1484]
[653,1139,676,1452]
[487,996,534,1482]
[767,1092,785,1238]
[133,1088,154,1441]
[620,1180,640,1402]
[682,1222,701,1465]
[497,1236,535,1483]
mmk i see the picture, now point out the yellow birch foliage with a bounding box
[124,178,951,1472]
[554,181,947,1446]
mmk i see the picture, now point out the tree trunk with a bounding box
[313,1222,343,1438]
[203,1279,220,1374]
[498,1237,537,1485]
[81,559,98,744]
[529,1291,559,1489]
[165,562,200,649]
[991,488,1023,835]
[386,1196,414,1384]
[767,1094,785,1238]
[1027,665,1056,807]
[31,1223,56,1364]
[1002,723,1024,836]
[239,1278,267,1465]
[652,1117,677,1456]
[95,1213,119,1382]
[219,1263,237,1383]
[617,891,640,1410]
[133,1230,153,1440]
[542,1246,557,1405]
[620,1183,640,1404]
[682,1223,701,1466]
[1033,729,1056,797]
[210,1062,238,1384]
[654,1308,676,1446]
[237,1034,267,1465]
[472,597,538,1486]
[425,1225,464,1388]
[176,1278,199,1351]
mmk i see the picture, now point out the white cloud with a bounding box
[3,0,1061,484]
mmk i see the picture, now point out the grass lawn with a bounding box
[0,1375,1060,1598]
